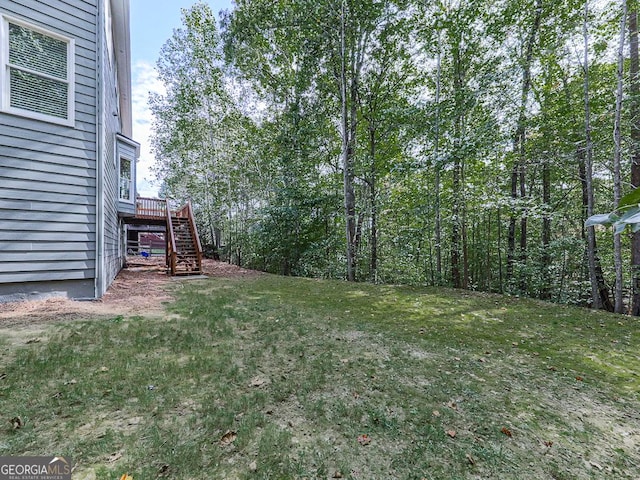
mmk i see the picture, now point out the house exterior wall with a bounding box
[0,0,137,301]
[0,0,99,301]
[99,0,139,296]
[99,0,117,297]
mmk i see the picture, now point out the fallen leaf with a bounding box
[108,451,122,463]
[99,366,109,372]
[10,416,23,430]
[219,430,237,447]
[501,427,512,438]
[333,471,343,478]
[250,376,266,387]
[158,464,170,476]
[589,461,603,471]
[544,441,553,447]
[478,357,487,363]
[576,376,584,382]
[119,475,133,480]
[447,401,458,410]
[547,366,557,371]
[249,461,258,472]
[446,430,457,438]
[432,410,441,417]
[465,453,475,465]
[0,372,6,380]
[357,434,371,445]
[26,338,41,344]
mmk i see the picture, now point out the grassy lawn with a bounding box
[1,274,640,479]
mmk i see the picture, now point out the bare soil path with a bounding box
[0,257,260,329]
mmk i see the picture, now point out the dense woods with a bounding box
[150,0,640,313]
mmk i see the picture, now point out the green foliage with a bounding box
[586,186,640,234]
[150,0,635,309]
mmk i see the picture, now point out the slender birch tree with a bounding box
[613,0,628,313]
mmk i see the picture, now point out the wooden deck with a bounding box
[124,197,203,275]
[123,197,168,225]
[135,197,167,220]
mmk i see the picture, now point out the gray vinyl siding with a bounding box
[102,131,121,294]
[100,3,125,295]
[0,0,99,299]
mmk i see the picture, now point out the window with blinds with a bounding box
[3,17,74,125]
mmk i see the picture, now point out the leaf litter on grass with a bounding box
[2,274,640,479]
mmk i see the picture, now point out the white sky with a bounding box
[130,0,233,197]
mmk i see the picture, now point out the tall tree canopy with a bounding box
[150,0,640,314]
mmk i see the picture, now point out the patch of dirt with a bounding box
[0,257,261,330]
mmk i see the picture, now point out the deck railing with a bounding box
[135,197,167,220]
[131,197,202,275]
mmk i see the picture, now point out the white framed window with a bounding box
[119,156,133,202]
[1,15,75,126]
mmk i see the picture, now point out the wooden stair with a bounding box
[167,201,203,275]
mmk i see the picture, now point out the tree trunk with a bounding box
[507,165,517,284]
[451,152,462,288]
[497,202,503,292]
[510,0,543,293]
[583,1,607,310]
[579,148,614,311]
[369,124,378,282]
[630,10,640,315]
[451,43,464,289]
[519,155,527,293]
[434,30,443,283]
[462,219,469,289]
[461,159,469,290]
[613,0,628,313]
[340,0,357,282]
[486,211,492,291]
[541,153,551,300]
[354,212,364,256]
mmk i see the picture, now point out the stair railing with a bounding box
[166,201,178,275]
[185,201,203,273]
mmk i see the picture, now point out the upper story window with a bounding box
[1,16,75,126]
[119,157,132,201]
